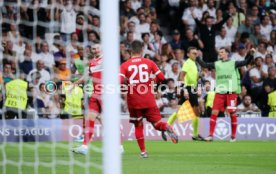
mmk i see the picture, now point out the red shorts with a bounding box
[128,106,162,124]
[212,93,237,113]
[88,94,102,114]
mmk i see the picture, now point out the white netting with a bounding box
[0,0,105,173]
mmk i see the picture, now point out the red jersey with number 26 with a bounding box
[120,57,165,109]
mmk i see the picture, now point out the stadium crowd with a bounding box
[0,0,275,119]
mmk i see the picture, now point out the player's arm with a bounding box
[151,61,165,82]
[196,57,215,69]
[235,48,255,68]
[119,63,127,84]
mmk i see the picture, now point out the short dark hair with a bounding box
[219,47,230,54]
[187,47,197,53]
[131,40,143,54]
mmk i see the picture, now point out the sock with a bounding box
[154,122,168,131]
[167,112,177,125]
[209,114,217,137]
[192,117,199,137]
[231,115,237,139]
[83,120,95,145]
[135,124,145,152]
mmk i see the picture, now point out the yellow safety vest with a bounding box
[64,86,83,116]
[268,90,276,117]
[4,79,28,110]
[205,91,215,108]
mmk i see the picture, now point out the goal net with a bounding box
[0,0,120,174]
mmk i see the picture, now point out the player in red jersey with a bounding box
[72,44,124,155]
[120,40,178,158]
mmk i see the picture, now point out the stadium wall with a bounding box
[1,118,276,142]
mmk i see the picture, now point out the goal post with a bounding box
[101,0,121,174]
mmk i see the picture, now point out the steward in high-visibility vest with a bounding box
[63,85,84,116]
[4,79,28,110]
[268,90,276,117]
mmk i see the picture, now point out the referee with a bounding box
[167,47,204,141]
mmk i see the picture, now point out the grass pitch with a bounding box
[1,141,276,174]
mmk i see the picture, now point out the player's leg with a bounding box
[72,97,100,155]
[206,94,225,141]
[167,89,185,125]
[129,108,147,158]
[146,106,178,144]
[167,112,178,125]
[188,87,203,141]
[226,93,238,142]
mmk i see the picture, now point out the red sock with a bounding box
[231,115,237,139]
[210,114,217,137]
[83,120,95,145]
[135,124,145,152]
[154,122,167,131]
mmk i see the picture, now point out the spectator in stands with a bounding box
[170,48,185,68]
[56,0,77,42]
[120,0,136,19]
[37,41,55,69]
[250,24,262,46]
[66,32,79,54]
[228,2,245,28]
[224,17,237,43]
[125,21,141,41]
[256,42,269,59]
[237,16,253,39]
[165,62,180,83]
[215,9,223,24]
[2,63,15,84]
[231,44,248,77]
[149,22,166,43]
[27,60,51,83]
[7,23,22,45]
[142,0,155,16]
[141,32,155,57]
[75,14,87,43]
[260,15,272,41]
[124,31,135,49]
[250,5,260,25]
[183,29,204,52]
[192,10,230,62]
[131,0,142,12]
[19,49,34,75]
[161,43,175,61]
[249,54,268,105]
[162,78,178,104]
[169,29,184,50]
[2,40,16,62]
[215,27,232,52]
[237,85,248,105]
[129,7,145,25]
[182,0,202,31]
[265,54,275,68]
[55,59,71,81]
[237,95,260,112]
[136,13,150,34]
[159,55,171,76]
[87,30,100,47]
[149,31,163,54]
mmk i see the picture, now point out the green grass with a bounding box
[1,141,276,174]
